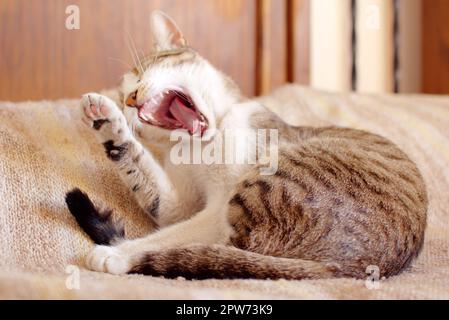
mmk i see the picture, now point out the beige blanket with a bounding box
[1,85,448,299]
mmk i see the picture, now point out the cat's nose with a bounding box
[126,90,138,108]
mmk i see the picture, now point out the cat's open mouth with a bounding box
[133,88,208,136]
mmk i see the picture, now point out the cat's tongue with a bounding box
[169,97,201,135]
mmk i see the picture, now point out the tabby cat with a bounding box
[65,11,427,280]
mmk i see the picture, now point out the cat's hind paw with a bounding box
[86,245,131,275]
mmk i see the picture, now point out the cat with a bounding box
[65,11,427,280]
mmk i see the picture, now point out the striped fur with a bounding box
[130,245,340,280]
[227,121,427,279]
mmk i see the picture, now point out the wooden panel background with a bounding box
[1,0,449,101]
[0,0,312,102]
[256,0,287,95]
[0,0,258,101]
[422,0,449,94]
[288,0,310,85]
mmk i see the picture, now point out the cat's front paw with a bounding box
[86,245,131,275]
[81,93,129,141]
[82,93,119,125]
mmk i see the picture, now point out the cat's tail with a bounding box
[65,188,125,245]
[129,244,343,280]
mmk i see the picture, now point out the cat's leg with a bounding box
[81,93,178,219]
[86,192,234,274]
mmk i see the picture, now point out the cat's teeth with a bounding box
[139,112,148,121]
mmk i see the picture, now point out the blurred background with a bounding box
[0,0,448,101]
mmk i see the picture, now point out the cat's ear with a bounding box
[150,11,186,51]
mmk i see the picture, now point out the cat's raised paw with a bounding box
[81,93,122,129]
[86,245,131,275]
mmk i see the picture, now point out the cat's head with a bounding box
[120,11,242,141]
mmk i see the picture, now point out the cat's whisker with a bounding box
[139,49,148,69]
[107,57,133,70]
[125,39,138,71]
[124,31,141,73]
[125,30,144,74]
